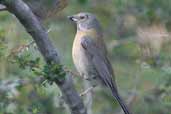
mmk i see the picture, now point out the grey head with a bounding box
[68,12,102,32]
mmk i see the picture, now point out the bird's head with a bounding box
[68,12,101,31]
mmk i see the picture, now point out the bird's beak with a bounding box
[67,15,79,22]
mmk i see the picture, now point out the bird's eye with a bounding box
[80,16,85,19]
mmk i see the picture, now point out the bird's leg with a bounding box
[80,74,98,96]
[80,75,97,96]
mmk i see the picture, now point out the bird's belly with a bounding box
[72,47,101,86]
[72,30,101,84]
[72,45,93,76]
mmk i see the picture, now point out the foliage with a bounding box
[40,62,66,85]
[0,0,171,114]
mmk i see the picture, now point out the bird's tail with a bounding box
[111,87,131,114]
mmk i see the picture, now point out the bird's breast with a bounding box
[72,29,98,75]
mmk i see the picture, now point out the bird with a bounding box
[68,12,131,114]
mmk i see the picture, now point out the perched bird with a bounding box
[68,12,131,114]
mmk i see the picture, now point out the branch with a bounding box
[23,0,67,20]
[83,80,93,114]
[0,0,87,114]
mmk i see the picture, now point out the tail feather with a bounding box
[111,88,131,114]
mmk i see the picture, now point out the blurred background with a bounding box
[0,0,171,114]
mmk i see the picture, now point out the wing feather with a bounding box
[81,36,131,114]
[81,36,117,92]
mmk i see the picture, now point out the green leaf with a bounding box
[77,0,88,4]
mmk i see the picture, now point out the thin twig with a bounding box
[80,86,94,97]
[8,40,35,57]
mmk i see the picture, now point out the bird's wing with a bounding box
[81,36,131,114]
[81,36,117,92]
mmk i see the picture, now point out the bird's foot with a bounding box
[63,68,84,78]
[84,75,97,81]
